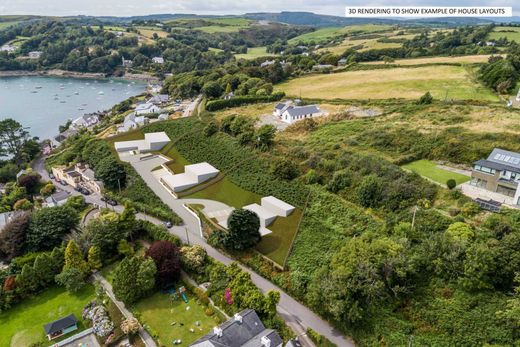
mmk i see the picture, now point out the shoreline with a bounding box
[0,69,160,83]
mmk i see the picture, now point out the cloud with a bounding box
[2,0,518,16]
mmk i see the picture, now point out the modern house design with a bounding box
[190,309,283,347]
[52,163,104,194]
[43,314,78,340]
[273,101,323,124]
[244,196,295,235]
[114,132,171,153]
[160,162,220,193]
[470,148,520,205]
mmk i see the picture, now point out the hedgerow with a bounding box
[205,92,285,111]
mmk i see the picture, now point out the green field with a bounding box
[0,21,21,30]
[235,47,277,60]
[133,286,220,347]
[288,24,394,44]
[276,65,499,101]
[402,160,471,186]
[488,26,520,42]
[0,285,95,346]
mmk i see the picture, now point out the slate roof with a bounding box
[49,190,70,203]
[487,148,520,169]
[284,105,320,118]
[274,103,286,110]
[43,314,77,335]
[190,309,282,347]
[474,159,520,175]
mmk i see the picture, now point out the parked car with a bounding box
[74,186,81,192]
[106,199,117,206]
[60,180,68,186]
[49,173,54,179]
[80,188,90,196]
[165,221,173,229]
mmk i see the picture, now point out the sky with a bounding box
[0,0,517,17]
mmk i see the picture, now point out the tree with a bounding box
[13,198,33,211]
[254,125,276,151]
[65,195,86,211]
[17,263,38,294]
[84,212,126,255]
[95,156,126,190]
[327,170,351,193]
[224,209,261,251]
[417,91,433,105]
[271,159,299,181]
[26,206,79,251]
[180,245,207,274]
[145,241,181,289]
[201,81,223,98]
[55,267,85,293]
[17,173,41,193]
[121,317,140,335]
[33,253,56,287]
[88,246,102,271]
[446,222,474,244]
[446,179,457,190]
[0,119,30,159]
[0,212,31,260]
[356,175,383,208]
[63,240,89,276]
[113,256,156,304]
[117,239,134,257]
[40,182,55,197]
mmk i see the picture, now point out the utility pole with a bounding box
[185,227,190,246]
[411,205,418,229]
[117,179,122,194]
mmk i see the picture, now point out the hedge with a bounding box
[205,92,285,111]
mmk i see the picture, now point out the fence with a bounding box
[48,328,94,347]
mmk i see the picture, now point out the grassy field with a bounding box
[133,286,220,347]
[320,37,402,54]
[276,65,499,101]
[0,285,95,347]
[0,21,21,30]
[488,26,520,42]
[402,160,471,186]
[288,24,394,44]
[235,47,277,60]
[364,54,495,66]
[136,26,169,39]
[186,175,261,208]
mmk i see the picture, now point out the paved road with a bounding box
[120,154,355,347]
[93,273,157,347]
[183,95,201,118]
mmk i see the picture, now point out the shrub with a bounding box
[205,307,214,316]
[446,179,457,190]
[417,91,433,105]
[205,92,285,111]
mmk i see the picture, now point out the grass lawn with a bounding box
[100,261,121,284]
[136,27,169,39]
[163,144,191,173]
[0,21,21,30]
[402,160,471,186]
[276,65,499,101]
[133,286,220,347]
[235,47,277,60]
[0,285,95,347]
[488,26,520,42]
[289,24,394,44]
[364,54,495,66]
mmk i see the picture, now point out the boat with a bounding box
[98,91,104,95]
[54,97,59,100]
[60,101,66,103]
[74,91,79,95]
[82,103,87,106]
[78,108,84,111]
[35,86,42,89]
[31,90,37,93]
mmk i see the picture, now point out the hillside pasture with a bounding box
[276,65,499,101]
[364,54,496,66]
[488,26,520,42]
[288,24,394,44]
[235,46,277,60]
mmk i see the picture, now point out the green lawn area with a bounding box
[288,24,394,44]
[235,47,276,60]
[186,176,261,208]
[402,159,471,186]
[0,21,21,30]
[0,285,95,347]
[488,26,520,42]
[163,144,191,173]
[133,285,220,347]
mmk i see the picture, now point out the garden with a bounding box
[401,159,471,186]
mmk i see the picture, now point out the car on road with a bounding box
[59,180,68,186]
[165,221,173,228]
[80,188,90,195]
[101,196,118,206]
[49,173,54,179]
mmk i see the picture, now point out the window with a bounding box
[474,165,496,175]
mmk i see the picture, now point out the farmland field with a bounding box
[0,285,94,347]
[235,46,276,60]
[276,65,499,101]
[402,160,471,186]
[136,26,169,38]
[0,21,20,30]
[288,24,394,44]
[488,26,520,42]
[364,54,495,66]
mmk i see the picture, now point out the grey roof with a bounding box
[284,105,320,118]
[487,148,520,169]
[43,314,77,335]
[285,339,302,347]
[274,103,286,110]
[474,159,520,174]
[51,190,70,202]
[190,309,282,347]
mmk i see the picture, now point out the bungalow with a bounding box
[45,190,70,207]
[470,148,520,205]
[135,102,161,115]
[190,309,283,347]
[338,58,347,66]
[274,102,322,124]
[224,92,234,100]
[52,163,104,194]
[43,314,78,340]
[71,113,100,129]
[147,94,169,105]
[28,51,43,59]
[260,60,276,68]
[152,56,165,64]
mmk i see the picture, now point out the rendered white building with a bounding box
[114,132,171,153]
[161,162,220,193]
[243,196,295,236]
[135,102,161,115]
[152,57,165,64]
[274,102,322,124]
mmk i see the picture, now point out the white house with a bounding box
[135,102,161,115]
[71,113,100,129]
[152,57,165,64]
[114,132,171,153]
[160,162,219,193]
[0,44,16,53]
[119,112,149,132]
[158,113,169,121]
[243,196,295,236]
[312,64,334,71]
[28,51,43,59]
[260,60,276,68]
[147,94,169,105]
[44,191,70,207]
[280,105,322,124]
[122,57,133,67]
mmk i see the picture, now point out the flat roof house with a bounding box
[471,148,520,205]
[114,132,171,153]
[161,162,220,193]
[43,314,78,340]
[244,196,295,236]
[190,309,283,347]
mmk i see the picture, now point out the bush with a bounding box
[194,287,210,305]
[205,92,285,111]
[205,307,214,316]
[446,179,457,190]
[417,91,433,105]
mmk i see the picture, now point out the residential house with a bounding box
[485,41,496,46]
[260,60,276,68]
[0,182,6,195]
[114,131,171,153]
[152,56,165,64]
[274,101,323,124]
[148,84,162,94]
[190,309,283,347]
[338,58,347,66]
[158,113,169,121]
[16,169,29,184]
[54,128,79,144]
[119,112,149,132]
[301,52,310,57]
[115,31,125,37]
[0,44,16,53]
[147,94,169,105]
[0,211,22,231]
[71,113,100,129]
[224,91,234,100]
[45,190,70,207]
[471,148,520,205]
[135,102,161,115]
[244,196,295,236]
[122,56,133,67]
[43,314,78,340]
[28,51,43,59]
[160,162,219,193]
[52,163,104,194]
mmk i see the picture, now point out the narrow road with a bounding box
[93,273,157,347]
[183,95,201,118]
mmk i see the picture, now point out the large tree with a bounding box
[95,156,126,190]
[84,212,127,255]
[26,205,79,251]
[0,212,31,260]
[0,118,30,159]
[224,209,261,251]
[113,255,156,304]
[145,240,181,289]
